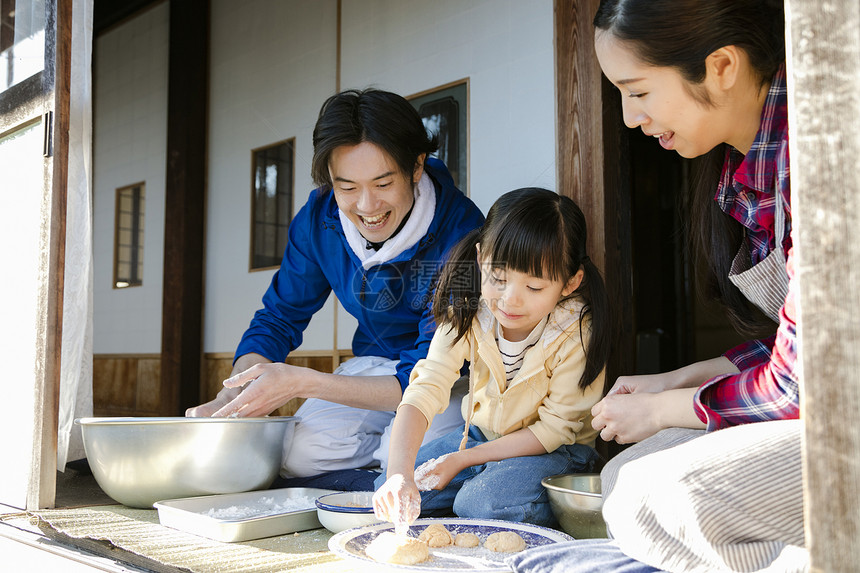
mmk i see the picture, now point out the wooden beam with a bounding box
[786,0,860,570]
[93,0,164,36]
[160,0,208,415]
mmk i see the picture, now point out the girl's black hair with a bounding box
[433,188,610,389]
[311,88,439,190]
[594,0,785,335]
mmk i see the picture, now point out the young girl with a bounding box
[372,187,610,528]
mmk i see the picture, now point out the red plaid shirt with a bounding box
[693,65,800,430]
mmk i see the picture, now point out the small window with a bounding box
[410,80,469,195]
[1,0,46,93]
[251,138,294,270]
[114,183,145,288]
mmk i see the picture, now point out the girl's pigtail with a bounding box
[433,228,482,344]
[576,256,611,390]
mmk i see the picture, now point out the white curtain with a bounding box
[58,0,94,470]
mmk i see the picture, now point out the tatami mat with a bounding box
[18,505,363,572]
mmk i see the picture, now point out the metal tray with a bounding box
[154,487,337,542]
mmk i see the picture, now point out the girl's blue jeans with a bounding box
[373,425,598,527]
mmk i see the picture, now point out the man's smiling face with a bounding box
[329,142,422,243]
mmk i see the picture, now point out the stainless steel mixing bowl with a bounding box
[542,473,607,538]
[76,416,298,508]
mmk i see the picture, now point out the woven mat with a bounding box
[16,505,368,572]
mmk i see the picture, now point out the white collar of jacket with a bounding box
[339,172,437,270]
[476,295,587,349]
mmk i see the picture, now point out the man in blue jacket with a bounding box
[187,89,484,479]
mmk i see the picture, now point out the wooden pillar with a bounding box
[27,0,72,510]
[554,0,635,395]
[785,1,860,570]
[161,0,209,415]
[555,0,604,258]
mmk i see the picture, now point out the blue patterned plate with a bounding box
[328,517,573,572]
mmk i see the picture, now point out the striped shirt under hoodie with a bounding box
[495,317,548,388]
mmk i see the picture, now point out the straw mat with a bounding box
[18,505,363,572]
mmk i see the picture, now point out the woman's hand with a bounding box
[593,357,739,442]
[606,356,738,396]
[593,371,688,443]
[373,473,421,526]
[605,372,676,396]
[592,387,706,443]
[607,357,740,396]
[591,392,663,443]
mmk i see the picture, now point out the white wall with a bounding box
[92,2,168,354]
[204,0,339,353]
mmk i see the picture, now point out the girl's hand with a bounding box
[373,474,421,526]
[413,452,464,491]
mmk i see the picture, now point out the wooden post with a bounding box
[554,0,604,260]
[785,1,860,570]
[26,0,72,510]
[554,0,635,397]
[161,0,209,415]
[332,0,342,374]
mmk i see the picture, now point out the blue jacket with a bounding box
[234,158,485,392]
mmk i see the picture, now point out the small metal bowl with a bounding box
[542,473,607,538]
[315,491,382,533]
[76,416,298,508]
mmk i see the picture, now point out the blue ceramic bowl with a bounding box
[315,491,382,533]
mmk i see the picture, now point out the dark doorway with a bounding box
[626,128,748,377]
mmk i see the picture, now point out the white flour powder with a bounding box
[203,495,315,520]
